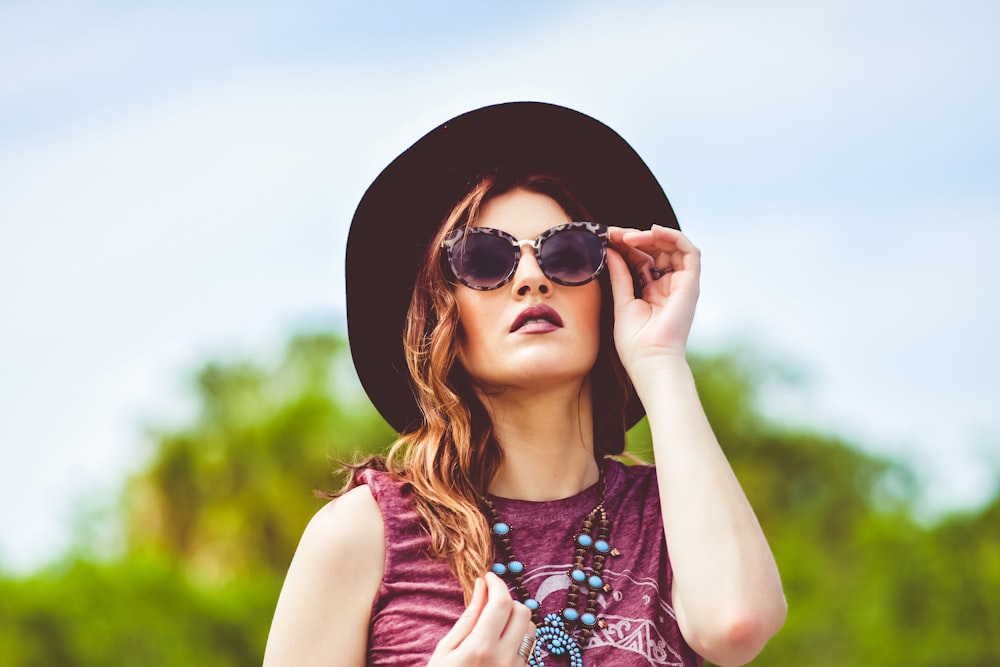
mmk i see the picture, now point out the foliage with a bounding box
[0,556,278,667]
[125,334,396,582]
[2,332,997,665]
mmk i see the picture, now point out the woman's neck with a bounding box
[480,383,600,501]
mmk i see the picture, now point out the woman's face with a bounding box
[453,188,602,394]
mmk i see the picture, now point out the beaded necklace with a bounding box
[479,469,620,667]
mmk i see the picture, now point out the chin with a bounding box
[463,344,598,389]
[496,363,596,390]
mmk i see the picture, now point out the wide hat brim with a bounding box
[346,102,679,433]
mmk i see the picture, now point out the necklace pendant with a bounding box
[531,614,584,667]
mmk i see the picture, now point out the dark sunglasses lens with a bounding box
[451,232,515,288]
[540,229,605,284]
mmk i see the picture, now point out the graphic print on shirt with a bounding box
[522,564,689,666]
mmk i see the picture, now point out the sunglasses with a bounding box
[442,222,609,290]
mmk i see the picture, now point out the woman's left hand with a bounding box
[606,224,701,380]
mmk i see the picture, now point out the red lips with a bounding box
[510,304,564,332]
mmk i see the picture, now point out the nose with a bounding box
[511,245,551,296]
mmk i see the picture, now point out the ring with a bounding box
[517,632,537,661]
[650,267,673,281]
[649,266,674,281]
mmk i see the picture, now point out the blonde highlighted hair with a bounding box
[345,173,633,601]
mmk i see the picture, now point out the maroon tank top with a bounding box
[359,460,702,666]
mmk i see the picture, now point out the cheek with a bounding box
[588,286,607,361]
[565,284,603,365]
[453,291,487,362]
[583,284,603,335]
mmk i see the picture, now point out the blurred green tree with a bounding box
[124,333,395,582]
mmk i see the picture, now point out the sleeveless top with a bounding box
[359,460,702,666]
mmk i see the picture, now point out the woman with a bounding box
[263,102,786,667]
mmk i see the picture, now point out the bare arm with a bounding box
[607,226,787,667]
[640,359,785,666]
[262,485,385,667]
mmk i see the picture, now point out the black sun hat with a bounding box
[346,101,679,433]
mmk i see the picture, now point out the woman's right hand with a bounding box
[428,572,537,666]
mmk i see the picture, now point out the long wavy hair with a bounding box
[346,173,634,601]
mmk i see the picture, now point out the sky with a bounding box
[1,0,998,572]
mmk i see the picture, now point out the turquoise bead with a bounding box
[576,534,593,548]
[570,568,586,583]
[508,560,524,573]
[594,539,610,553]
[492,522,510,535]
[581,612,597,626]
[588,575,603,589]
[562,608,579,622]
[492,562,506,575]
[525,598,539,610]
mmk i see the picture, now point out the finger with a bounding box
[645,225,699,258]
[654,224,698,251]
[457,573,533,665]
[609,228,657,269]
[610,236,656,269]
[616,225,687,254]
[606,248,638,311]
[498,602,535,664]
[607,224,646,243]
[671,227,702,275]
[658,227,701,280]
[614,231,677,277]
[624,226,701,281]
[435,576,486,652]
[464,572,520,642]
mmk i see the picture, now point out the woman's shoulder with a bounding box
[299,484,385,556]
[270,484,387,611]
[283,486,386,598]
[262,486,385,666]
[608,457,658,487]
[350,466,418,517]
[606,458,662,513]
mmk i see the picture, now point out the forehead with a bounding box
[475,189,571,239]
